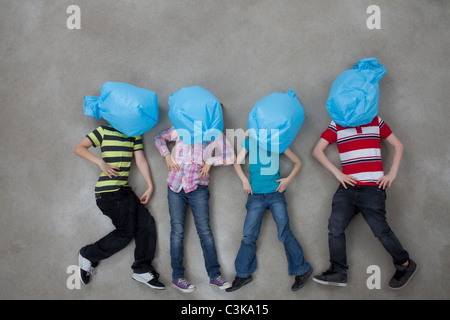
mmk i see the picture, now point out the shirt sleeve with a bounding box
[86,126,104,147]
[204,134,236,166]
[133,135,144,151]
[320,121,337,144]
[378,117,393,139]
[154,127,177,157]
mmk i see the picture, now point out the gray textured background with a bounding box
[1,0,449,300]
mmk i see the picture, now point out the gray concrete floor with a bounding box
[0,0,449,300]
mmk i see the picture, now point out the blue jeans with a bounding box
[328,185,409,273]
[167,185,221,280]
[234,192,311,277]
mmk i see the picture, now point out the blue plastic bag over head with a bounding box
[326,57,386,127]
[84,82,159,137]
[247,89,305,153]
[168,86,223,144]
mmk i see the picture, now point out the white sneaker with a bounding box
[132,271,165,290]
[78,252,97,285]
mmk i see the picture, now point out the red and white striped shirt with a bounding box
[321,116,392,186]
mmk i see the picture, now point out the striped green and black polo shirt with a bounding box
[87,125,144,193]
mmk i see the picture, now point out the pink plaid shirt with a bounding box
[154,127,236,193]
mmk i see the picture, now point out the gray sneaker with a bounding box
[132,271,165,290]
[292,268,313,291]
[312,267,347,287]
[389,259,417,290]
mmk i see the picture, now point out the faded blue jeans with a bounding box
[234,192,311,278]
[328,185,409,273]
[167,185,221,280]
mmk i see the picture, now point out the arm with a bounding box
[377,133,404,189]
[312,138,357,189]
[233,148,253,194]
[154,127,180,172]
[74,137,119,178]
[275,148,302,193]
[199,134,236,178]
[134,150,154,204]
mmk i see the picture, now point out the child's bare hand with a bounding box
[276,178,291,193]
[198,163,211,178]
[335,171,357,189]
[243,180,253,195]
[139,188,153,204]
[377,173,396,189]
[99,161,119,178]
[165,154,179,172]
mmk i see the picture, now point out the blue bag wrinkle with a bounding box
[326,57,386,127]
[247,89,305,153]
[83,96,102,119]
[168,86,224,144]
[83,82,159,137]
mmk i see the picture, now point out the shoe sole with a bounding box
[389,264,418,290]
[78,267,89,286]
[312,277,347,287]
[78,252,90,286]
[171,283,196,293]
[210,282,232,290]
[132,274,165,290]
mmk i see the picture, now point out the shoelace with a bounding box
[150,271,160,280]
[86,266,96,276]
[178,278,191,287]
[212,276,225,285]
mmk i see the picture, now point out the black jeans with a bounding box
[80,187,157,273]
[328,185,409,273]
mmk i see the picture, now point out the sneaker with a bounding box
[209,276,231,290]
[312,266,347,287]
[78,252,98,285]
[291,268,313,291]
[132,271,165,290]
[172,278,196,293]
[225,275,253,292]
[389,259,417,290]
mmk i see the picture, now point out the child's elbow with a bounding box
[312,147,320,159]
[73,144,80,155]
[74,142,87,156]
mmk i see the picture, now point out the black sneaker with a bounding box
[132,271,166,290]
[225,275,253,292]
[312,266,347,287]
[291,268,313,291]
[389,259,417,290]
[78,252,98,285]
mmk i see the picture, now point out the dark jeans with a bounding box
[167,185,221,280]
[80,187,157,274]
[328,185,409,273]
